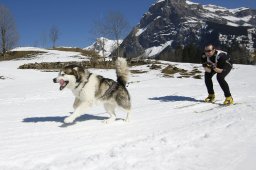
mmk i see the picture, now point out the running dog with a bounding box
[53,58,131,124]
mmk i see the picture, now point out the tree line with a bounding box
[157,43,255,65]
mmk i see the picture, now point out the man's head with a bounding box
[204,44,216,57]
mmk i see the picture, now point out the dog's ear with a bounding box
[73,67,81,82]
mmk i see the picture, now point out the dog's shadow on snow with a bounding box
[149,95,200,102]
[22,113,108,127]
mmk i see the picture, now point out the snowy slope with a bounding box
[0,49,256,170]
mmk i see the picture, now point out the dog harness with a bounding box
[99,82,118,100]
[206,50,227,65]
[206,50,232,68]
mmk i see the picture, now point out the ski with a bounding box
[194,102,242,113]
[174,102,201,109]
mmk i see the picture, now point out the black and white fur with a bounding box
[53,58,131,124]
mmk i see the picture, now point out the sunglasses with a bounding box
[205,49,213,53]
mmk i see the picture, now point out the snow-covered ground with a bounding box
[0,49,256,170]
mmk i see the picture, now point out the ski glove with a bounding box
[202,62,216,69]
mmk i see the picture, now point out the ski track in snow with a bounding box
[0,49,256,170]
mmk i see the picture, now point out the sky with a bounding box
[0,0,256,48]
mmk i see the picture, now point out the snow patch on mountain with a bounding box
[229,7,250,13]
[186,0,199,5]
[136,27,147,36]
[203,4,229,12]
[156,0,165,3]
[222,15,252,23]
[144,40,173,57]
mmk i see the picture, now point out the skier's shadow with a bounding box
[23,113,108,127]
[149,95,201,102]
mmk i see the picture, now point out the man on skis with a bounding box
[201,43,233,105]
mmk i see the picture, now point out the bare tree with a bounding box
[104,11,129,58]
[91,18,109,60]
[0,5,19,56]
[40,31,48,48]
[49,25,59,48]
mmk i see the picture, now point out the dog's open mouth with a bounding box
[59,79,69,90]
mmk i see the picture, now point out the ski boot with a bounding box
[204,94,215,103]
[223,96,234,105]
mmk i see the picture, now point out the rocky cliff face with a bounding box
[116,0,256,62]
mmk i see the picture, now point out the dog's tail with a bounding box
[116,57,129,86]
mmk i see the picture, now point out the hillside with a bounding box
[0,49,256,170]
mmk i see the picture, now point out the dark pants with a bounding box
[204,65,232,97]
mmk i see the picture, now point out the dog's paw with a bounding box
[124,118,130,122]
[64,117,74,124]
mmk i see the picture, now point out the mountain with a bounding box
[116,0,256,64]
[84,37,123,57]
